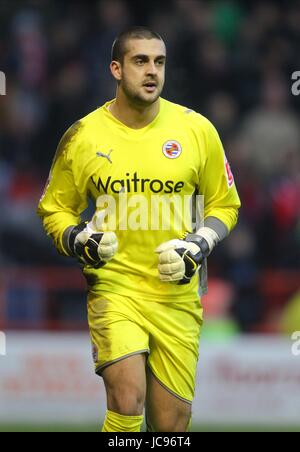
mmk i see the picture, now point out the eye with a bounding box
[136,59,144,65]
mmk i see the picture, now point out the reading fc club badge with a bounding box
[162,141,182,159]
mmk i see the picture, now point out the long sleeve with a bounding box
[198,119,241,233]
[37,122,88,255]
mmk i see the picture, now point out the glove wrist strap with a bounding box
[67,222,88,257]
[189,226,221,256]
[185,234,210,258]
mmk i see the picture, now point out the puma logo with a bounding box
[96,149,113,163]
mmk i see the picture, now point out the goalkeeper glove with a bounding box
[156,227,219,285]
[67,211,118,268]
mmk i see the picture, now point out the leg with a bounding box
[87,292,150,432]
[102,353,147,416]
[142,299,203,432]
[145,366,192,432]
[101,353,147,432]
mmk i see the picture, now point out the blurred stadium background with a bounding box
[0,0,300,432]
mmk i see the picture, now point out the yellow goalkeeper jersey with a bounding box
[37,98,240,302]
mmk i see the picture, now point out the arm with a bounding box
[197,118,240,236]
[37,123,117,266]
[37,122,88,256]
[156,119,241,284]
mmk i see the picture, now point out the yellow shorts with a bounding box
[87,291,203,403]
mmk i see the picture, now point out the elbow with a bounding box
[230,204,241,232]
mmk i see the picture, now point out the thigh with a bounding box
[146,299,203,404]
[103,353,148,416]
[145,366,192,432]
[87,291,150,375]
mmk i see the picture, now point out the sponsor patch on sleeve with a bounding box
[224,154,234,188]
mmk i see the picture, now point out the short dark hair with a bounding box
[111,26,164,63]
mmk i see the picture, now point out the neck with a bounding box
[109,88,160,129]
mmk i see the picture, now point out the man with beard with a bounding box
[37,27,240,432]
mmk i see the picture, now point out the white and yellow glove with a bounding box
[67,210,118,268]
[156,228,220,285]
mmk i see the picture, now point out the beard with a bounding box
[120,75,163,107]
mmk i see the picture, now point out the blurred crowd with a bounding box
[0,0,299,332]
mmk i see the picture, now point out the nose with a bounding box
[146,61,158,76]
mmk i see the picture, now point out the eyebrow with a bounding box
[131,54,166,61]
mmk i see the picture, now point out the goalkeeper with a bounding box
[37,26,240,432]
